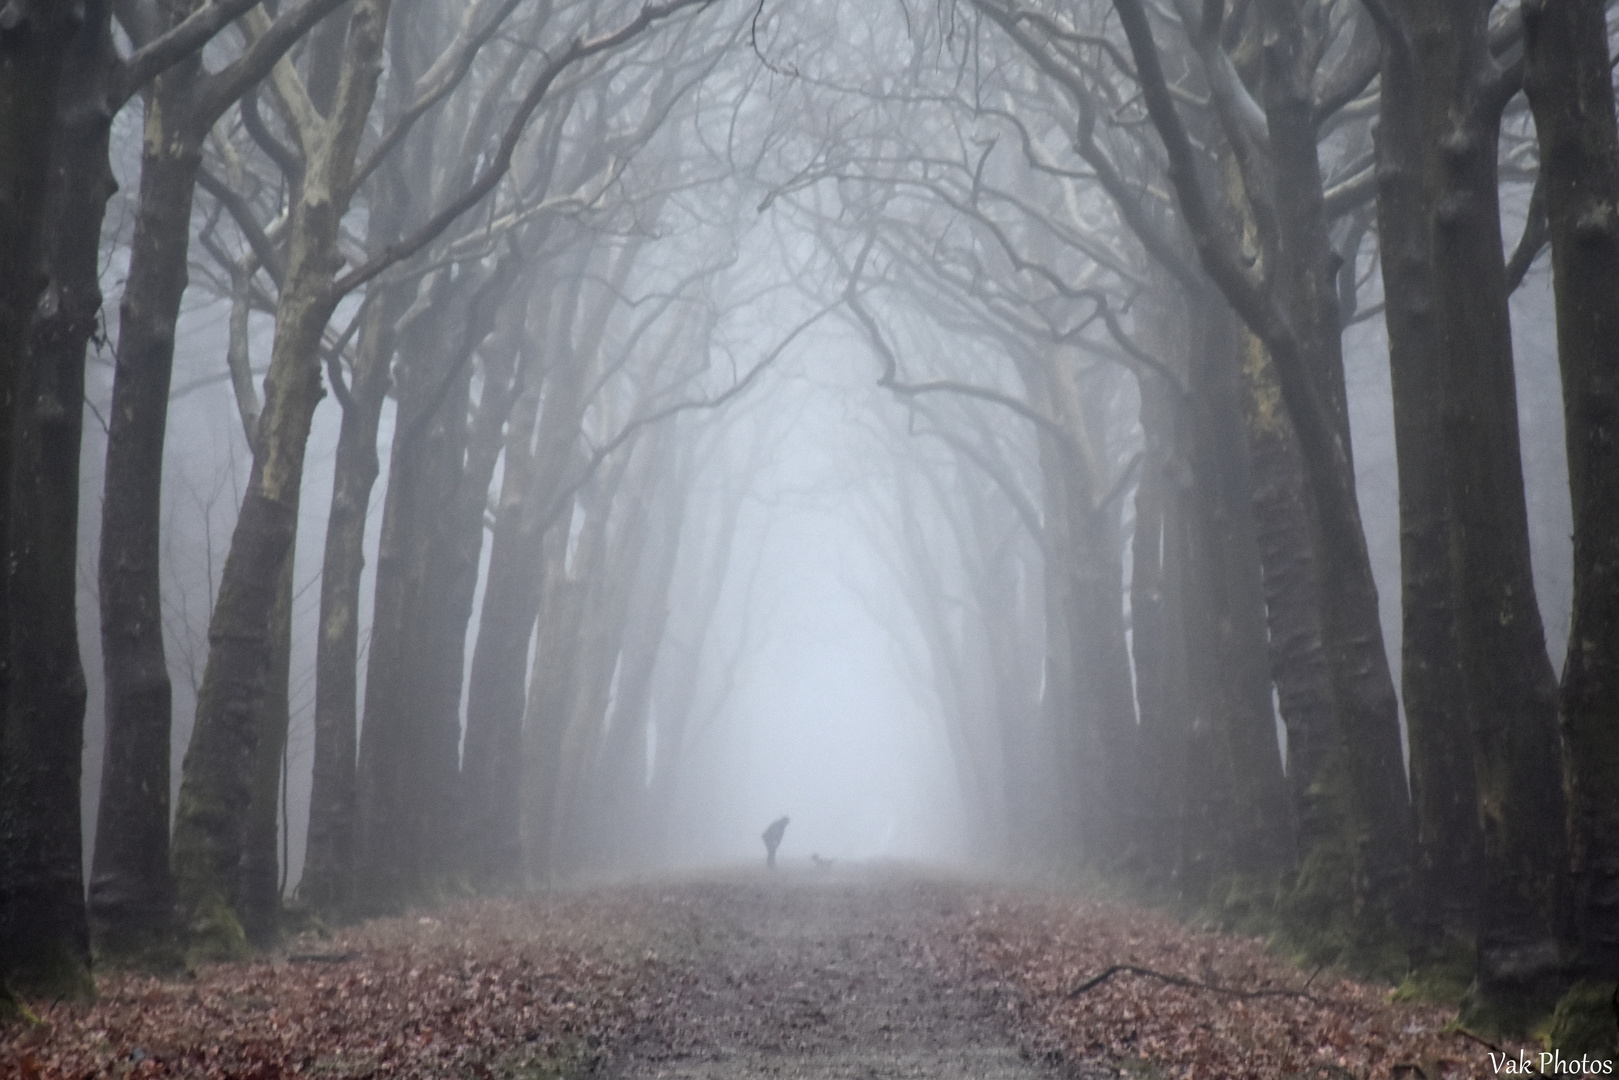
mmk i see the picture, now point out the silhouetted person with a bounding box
[762,815,789,869]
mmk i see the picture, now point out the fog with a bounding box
[658,327,975,870]
[10,1,1601,1028]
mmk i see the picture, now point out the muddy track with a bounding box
[598,866,1086,1080]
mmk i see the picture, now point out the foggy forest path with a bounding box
[599,868,1070,1080]
[11,867,1519,1078]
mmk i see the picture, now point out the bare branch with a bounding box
[334,0,715,298]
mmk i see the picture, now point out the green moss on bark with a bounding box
[1546,981,1618,1065]
[1392,935,1475,1007]
[181,889,252,965]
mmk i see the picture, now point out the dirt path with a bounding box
[599,866,1077,1080]
[7,867,1520,1079]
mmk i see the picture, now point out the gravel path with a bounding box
[598,866,1077,1080]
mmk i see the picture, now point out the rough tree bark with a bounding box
[1254,0,1412,958]
[1373,0,1567,1025]
[171,0,391,958]
[239,554,294,948]
[1368,13,1481,956]
[92,35,205,965]
[1522,0,1619,995]
[92,0,350,959]
[1110,0,1413,964]
[1185,290,1292,888]
[302,280,409,918]
[0,0,107,999]
[302,0,422,918]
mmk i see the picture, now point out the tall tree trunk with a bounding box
[0,14,76,771]
[391,331,473,901]
[172,0,390,956]
[587,442,686,871]
[1130,370,1191,891]
[522,525,584,886]
[90,47,204,965]
[1050,357,1141,867]
[464,243,614,887]
[1187,292,1293,887]
[460,377,547,889]
[409,266,525,890]
[548,444,651,879]
[0,0,105,999]
[302,282,406,918]
[301,0,424,917]
[1369,21,1481,956]
[1127,276,1194,892]
[1234,328,1354,944]
[353,282,467,912]
[1110,0,1415,959]
[1388,0,1568,1024]
[643,453,748,863]
[1522,0,1619,990]
[1032,417,1088,867]
[1256,0,1414,958]
[239,554,294,948]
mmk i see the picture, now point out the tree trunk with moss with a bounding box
[1522,0,1619,992]
[1255,0,1414,960]
[1233,329,1357,945]
[1111,0,1414,962]
[171,0,390,957]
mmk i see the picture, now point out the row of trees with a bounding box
[0,0,1614,1052]
[739,0,1615,1043]
[1,0,772,999]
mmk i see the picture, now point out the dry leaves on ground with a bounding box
[1,893,670,1080]
[938,888,1530,1080]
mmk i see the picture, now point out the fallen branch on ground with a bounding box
[1067,963,1328,1005]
